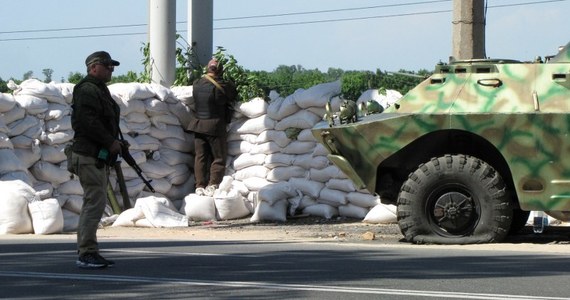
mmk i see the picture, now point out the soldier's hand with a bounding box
[109,140,122,156]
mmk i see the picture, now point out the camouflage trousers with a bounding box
[70,152,109,255]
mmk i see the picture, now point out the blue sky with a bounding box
[0,0,568,82]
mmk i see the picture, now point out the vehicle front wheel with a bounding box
[397,154,512,244]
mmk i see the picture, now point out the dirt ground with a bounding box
[4,215,570,253]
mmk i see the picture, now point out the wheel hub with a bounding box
[433,191,475,233]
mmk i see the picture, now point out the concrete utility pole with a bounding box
[451,0,486,60]
[188,0,214,68]
[149,0,176,87]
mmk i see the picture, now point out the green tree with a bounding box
[110,71,139,84]
[67,72,83,84]
[23,71,33,80]
[0,77,8,93]
[42,68,54,83]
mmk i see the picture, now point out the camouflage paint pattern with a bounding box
[313,42,570,212]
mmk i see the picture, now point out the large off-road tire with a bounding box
[397,154,512,244]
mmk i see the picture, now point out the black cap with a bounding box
[85,51,120,67]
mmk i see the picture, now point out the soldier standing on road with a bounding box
[69,51,121,269]
[187,58,237,197]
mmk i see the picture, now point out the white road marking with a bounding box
[0,271,565,300]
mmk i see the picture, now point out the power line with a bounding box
[214,0,451,21]
[0,0,566,41]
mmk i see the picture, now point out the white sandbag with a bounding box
[302,204,338,219]
[121,118,150,134]
[326,178,357,193]
[23,120,44,140]
[165,176,195,201]
[114,96,146,116]
[310,155,330,169]
[181,194,216,221]
[293,154,325,169]
[144,98,169,116]
[45,115,71,133]
[124,111,150,124]
[151,83,177,103]
[231,179,249,196]
[232,153,266,170]
[62,208,80,232]
[275,110,322,131]
[135,196,188,227]
[45,103,71,121]
[171,86,193,103]
[0,132,13,149]
[289,177,324,199]
[14,94,48,115]
[338,204,369,219]
[29,198,64,234]
[0,180,37,234]
[249,141,282,155]
[233,165,270,181]
[14,79,66,104]
[264,153,295,168]
[148,178,173,195]
[57,179,84,196]
[256,130,291,147]
[167,101,192,130]
[312,146,330,162]
[162,136,194,153]
[55,82,75,103]
[298,195,318,210]
[149,124,186,140]
[158,148,193,166]
[0,117,8,134]
[139,160,175,179]
[62,194,84,214]
[257,181,298,205]
[294,80,341,109]
[30,161,71,186]
[40,130,73,145]
[235,115,276,135]
[133,134,160,151]
[0,93,16,113]
[33,181,53,199]
[250,199,287,222]
[167,163,191,185]
[266,166,307,182]
[109,82,156,101]
[227,140,253,156]
[309,165,347,182]
[346,191,380,208]
[237,97,267,118]
[111,207,145,227]
[317,187,348,207]
[267,94,300,121]
[7,115,39,137]
[0,149,27,174]
[14,148,41,168]
[124,178,146,198]
[151,114,180,129]
[363,204,397,224]
[0,171,33,185]
[297,128,317,142]
[214,189,250,220]
[2,104,25,124]
[282,141,316,155]
[242,177,272,191]
[40,144,67,164]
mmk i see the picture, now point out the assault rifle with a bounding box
[119,139,155,193]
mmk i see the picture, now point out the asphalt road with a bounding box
[1,223,570,299]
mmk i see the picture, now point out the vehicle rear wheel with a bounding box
[397,154,512,244]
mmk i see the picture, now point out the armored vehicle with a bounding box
[312,42,570,244]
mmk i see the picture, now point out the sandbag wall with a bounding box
[0,78,400,234]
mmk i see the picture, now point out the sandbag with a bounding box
[181,194,216,221]
[214,189,250,220]
[29,198,64,234]
[0,180,37,234]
